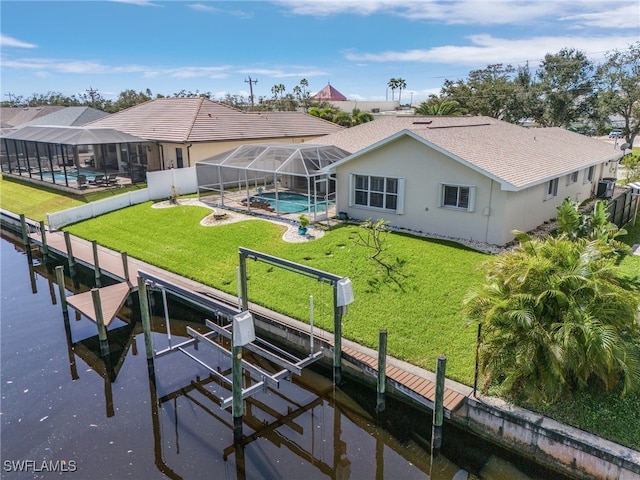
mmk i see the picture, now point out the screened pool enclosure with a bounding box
[196,144,350,222]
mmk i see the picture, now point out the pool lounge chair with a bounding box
[88,174,104,185]
[104,173,119,186]
[77,174,88,189]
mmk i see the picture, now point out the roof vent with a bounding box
[412,121,432,125]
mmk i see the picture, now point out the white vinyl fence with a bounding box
[46,167,198,230]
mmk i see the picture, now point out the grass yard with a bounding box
[0,175,147,222]
[65,202,489,384]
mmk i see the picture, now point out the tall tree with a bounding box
[534,48,595,127]
[440,64,518,120]
[595,42,640,148]
[396,78,407,105]
[111,89,153,112]
[387,78,398,101]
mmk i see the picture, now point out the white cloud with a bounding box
[561,5,640,29]
[1,35,37,48]
[344,34,639,67]
[110,0,162,7]
[275,0,639,28]
[188,3,221,13]
[235,67,328,78]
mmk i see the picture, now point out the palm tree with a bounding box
[396,78,407,105]
[465,233,640,402]
[352,108,374,125]
[387,78,398,101]
[414,99,466,116]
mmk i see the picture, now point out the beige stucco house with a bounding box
[87,97,343,172]
[315,116,623,246]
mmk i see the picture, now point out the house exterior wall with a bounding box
[334,136,612,246]
[335,136,505,243]
[152,136,324,171]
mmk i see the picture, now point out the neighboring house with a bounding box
[0,106,66,134]
[20,106,109,127]
[314,116,623,246]
[86,97,343,172]
[313,83,398,114]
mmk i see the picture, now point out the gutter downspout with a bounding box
[187,143,192,167]
[484,180,495,244]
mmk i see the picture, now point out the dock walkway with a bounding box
[28,228,471,416]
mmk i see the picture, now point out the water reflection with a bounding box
[1,234,569,479]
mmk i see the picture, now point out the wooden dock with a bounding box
[27,227,471,417]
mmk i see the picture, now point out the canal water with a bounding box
[0,235,571,479]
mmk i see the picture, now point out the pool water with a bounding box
[251,192,332,214]
[37,169,95,183]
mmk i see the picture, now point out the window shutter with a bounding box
[467,186,476,212]
[396,177,405,214]
[348,173,354,207]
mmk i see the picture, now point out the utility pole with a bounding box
[244,76,258,110]
[4,92,15,106]
[86,86,98,104]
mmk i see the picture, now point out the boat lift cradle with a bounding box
[137,269,325,410]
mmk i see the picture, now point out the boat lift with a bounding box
[137,248,354,442]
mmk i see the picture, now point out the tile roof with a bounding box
[313,83,347,101]
[315,116,623,190]
[86,97,343,143]
[0,106,66,128]
[22,107,109,127]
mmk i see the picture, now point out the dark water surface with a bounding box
[1,236,570,479]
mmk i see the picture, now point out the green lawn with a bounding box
[65,202,489,384]
[0,175,147,222]
[2,175,639,449]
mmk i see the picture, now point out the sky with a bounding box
[1,0,639,106]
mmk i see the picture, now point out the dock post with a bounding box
[431,355,447,455]
[377,329,387,413]
[54,266,68,320]
[91,288,110,358]
[333,284,343,385]
[234,252,250,442]
[63,231,76,276]
[121,252,130,282]
[473,323,482,397]
[39,220,49,261]
[91,240,101,287]
[137,277,154,363]
[20,214,33,265]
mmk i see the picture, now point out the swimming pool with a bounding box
[38,169,94,183]
[251,192,331,214]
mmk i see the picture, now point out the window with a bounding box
[566,171,578,185]
[440,184,475,211]
[351,174,404,213]
[545,178,559,200]
[584,166,595,184]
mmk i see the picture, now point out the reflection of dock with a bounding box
[24,223,470,420]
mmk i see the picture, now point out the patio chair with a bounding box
[104,173,118,186]
[88,174,104,185]
[77,174,88,189]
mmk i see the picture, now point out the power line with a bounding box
[86,86,98,103]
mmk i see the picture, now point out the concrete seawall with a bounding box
[250,306,640,480]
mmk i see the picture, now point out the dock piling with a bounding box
[91,240,101,287]
[20,214,33,265]
[39,220,49,261]
[137,277,154,362]
[91,288,110,358]
[377,329,387,413]
[54,266,68,320]
[63,231,76,275]
[121,252,129,282]
[431,355,447,455]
